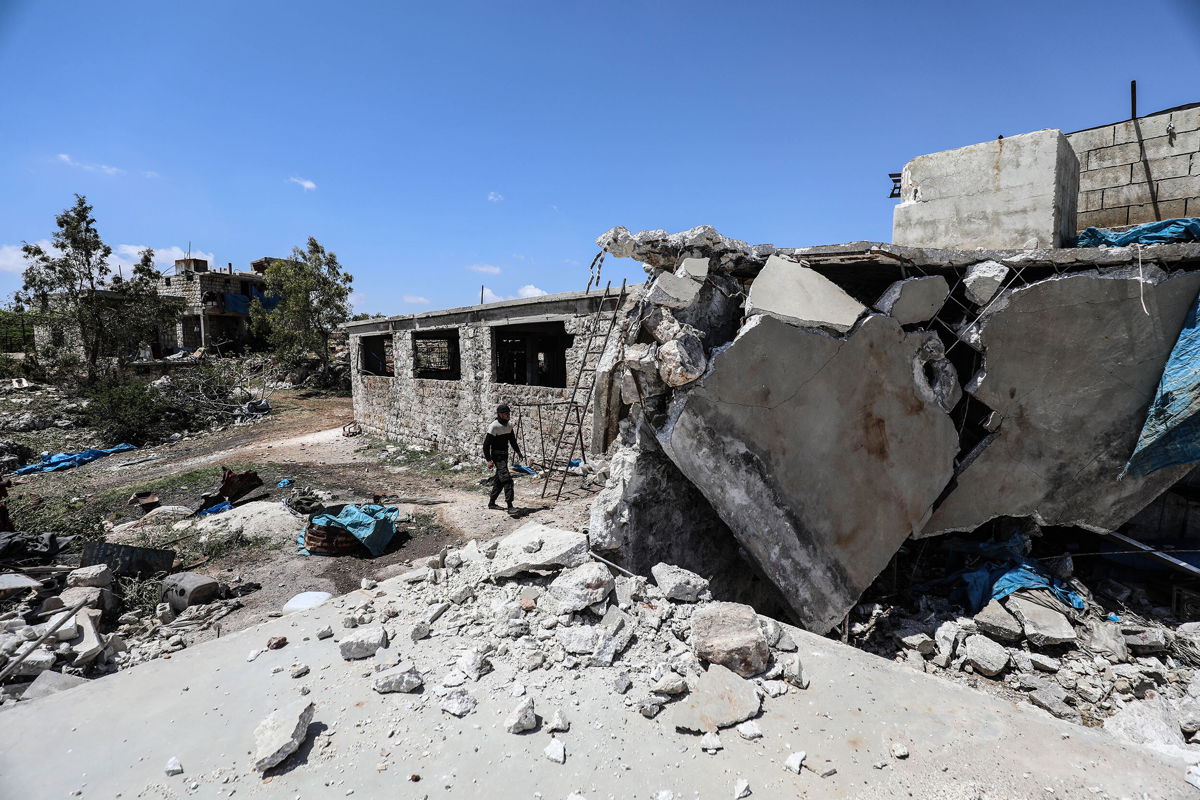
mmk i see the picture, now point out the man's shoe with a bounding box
[506,505,515,512]
[487,503,502,510]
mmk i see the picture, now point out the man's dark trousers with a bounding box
[489,454,514,506]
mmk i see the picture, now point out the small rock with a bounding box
[974,600,1023,643]
[504,697,537,733]
[547,562,614,613]
[339,627,388,660]
[652,672,688,696]
[266,636,287,650]
[252,700,315,772]
[691,602,770,678]
[650,563,710,602]
[736,721,762,740]
[700,732,722,752]
[613,672,633,694]
[373,662,423,694]
[457,648,492,681]
[360,577,377,590]
[410,622,431,641]
[66,564,113,589]
[316,626,333,640]
[439,688,477,717]
[784,751,806,774]
[291,664,310,679]
[547,708,570,732]
[963,634,1009,677]
[890,742,909,759]
[733,778,751,798]
[544,738,566,764]
[164,757,183,776]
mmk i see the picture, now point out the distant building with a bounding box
[155,258,275,352]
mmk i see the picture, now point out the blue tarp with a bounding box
[301,504,399,557]
[276,478,295,488]
[14,443,137,475]
[1123,290,1200,477]
[197,500,232,516]
[1077,217,1200,248]
[223,286,281,314]
[939,531,1085,612]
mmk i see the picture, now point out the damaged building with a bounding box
[348,105,1200,638]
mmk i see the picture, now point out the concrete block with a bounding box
[69,609,104,665]
[1132,153,1194,182]
[1102,181,1155,208]
[893,129,1079,249]
[659,314,958,633]
[1153,174,1200,203]
[1088,142,1142,171]
[1066,125,1114,153]
[1077,207,1129,230]
[874,276,949,325]
[1139,130,1200,163]
[745,255,866,333]
[1079,165,1131,192]
[646,272,700,309]
[1126,200,1189,226]
[1078,189,1104,213]
[676,257,709,281]
[1003,593,1076,648]
[1113,114,1179,145]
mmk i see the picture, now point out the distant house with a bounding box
[155,257,280,352]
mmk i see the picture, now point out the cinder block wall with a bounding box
[350,314,609,462]
[1066,105,1200,231]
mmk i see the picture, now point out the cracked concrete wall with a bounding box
[590,224,1200,635]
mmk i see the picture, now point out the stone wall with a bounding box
[1066,104,1200,231]
[348,291,628,461]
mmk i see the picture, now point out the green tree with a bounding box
[251,236,352,382]
[17,195,181,383]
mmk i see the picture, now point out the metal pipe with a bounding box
[0,598,90,683]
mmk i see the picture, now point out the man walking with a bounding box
[484,403,522,511]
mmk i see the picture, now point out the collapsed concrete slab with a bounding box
[874,275,950,325]
[922,267,1200,535]
[659,313,959,632]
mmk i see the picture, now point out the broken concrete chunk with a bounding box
[1123,626,1170,654]
[1028,684,1080,723]
[12,648,55,676]
[338,626,388,660]
[736,720,762,740]
[657,334,708,388]
[668,664,761,732]
[659,313,958,633]
[875,275,950,325]
[973,600,1023,643]
[784,751,806,774]
[457,647,492,681]
[650,563,709,603]
[57,587,102,610]
[692,602,770,678]
[745,254,865,333]
[677,257,710,281]
[544,738,566,764]
[556,626,599,654]
[547,708,570,732]
[963,261,1009,305]
[504,697,537,733]
[590,607,635,667]
[65,564,112,589]
[1003,593,1076,648]
[647,271,702,309]
[164,756,183,776]
[652,671,688,695]
[962,634,1009,677]
[373,662,423,694]
[21,669,88,700]
[490,523,590,578]
[252,699,314,772]
[69,609,104,665]
[548,562,614,613]
[1029,653,1061,673]
[439,687,477,717]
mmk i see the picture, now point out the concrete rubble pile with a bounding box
[154,521,826,790]
[589,224,1200,635]
[0,558,242,705]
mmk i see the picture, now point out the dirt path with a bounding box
[7,391,598,639]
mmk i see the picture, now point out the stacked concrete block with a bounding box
[1066,105,1200,230]
[892,129,1080,250]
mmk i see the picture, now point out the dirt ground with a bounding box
[5,390,598,639]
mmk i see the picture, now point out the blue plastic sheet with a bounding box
[958,561,1085,612]
[304,504,399,557]
[197,500,233,516]
[1077,217,1200,248]
[14,443,137,475]
[513,465,535,475]
[276,478,295,488]
[1123,290,1200,477]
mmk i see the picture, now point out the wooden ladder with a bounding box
[540,280,626,500]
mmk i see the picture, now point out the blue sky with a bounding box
[1,1,1198,315]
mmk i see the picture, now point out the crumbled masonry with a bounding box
[590,224,1200,633]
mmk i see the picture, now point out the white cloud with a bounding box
[56,153,124,176]
[403,295,430,305]
[288,176,317,191]
[0,241,50,274]
[481,284,549,303]
[113,244,219,274]
[467,263,501,274]
[487,191,504,203]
